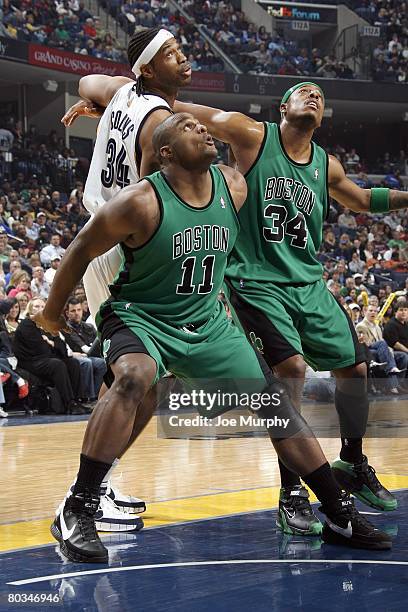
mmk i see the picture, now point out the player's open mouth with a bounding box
[181,64,192,76]
[205,136,214,146]
[306,101,318,110]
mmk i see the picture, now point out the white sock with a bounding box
[17,378,25,387]
[101,458,120,488]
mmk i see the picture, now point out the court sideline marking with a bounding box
[9,558,408,586]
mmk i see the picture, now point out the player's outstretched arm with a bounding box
[79,75,133,110]
[61,75,133,126]
[328,155,408,212]
[38,182,156,329]
[174,101,264,172]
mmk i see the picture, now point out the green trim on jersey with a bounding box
[226,122,329,285]
[108,165,240,326]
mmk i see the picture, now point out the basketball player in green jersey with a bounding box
[65,79,405,535]
[35,113,390,562]
[171,83,408,535]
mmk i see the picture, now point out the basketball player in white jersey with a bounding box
[59,27,192,533]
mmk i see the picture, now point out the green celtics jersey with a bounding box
[226,122,329,285]
[109,165,239,324]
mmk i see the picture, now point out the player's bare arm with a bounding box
[37,181,160,329]
[61,75,133,126]
[174,101,264,174]
[217,164,248,211]
[139,108,173,176]
[79,75,133,108]
[328,154,408,212]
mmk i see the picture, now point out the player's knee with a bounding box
[335,362,368,395]
[112,360,151,402]
[276,354,306,380]
[255,379,310,438]
[351,362,367,380]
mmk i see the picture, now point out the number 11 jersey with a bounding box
[109,166,239,326]
[226,122,329,285]
[83,82,170,215]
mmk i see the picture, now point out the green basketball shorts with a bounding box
[97,299,267,411]
[225,278,366,372]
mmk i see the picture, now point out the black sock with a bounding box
[340,438,363,463]
[72,454,112,497]
[335,388,368,443]
[303,462,342,509]
[278,458,301,488]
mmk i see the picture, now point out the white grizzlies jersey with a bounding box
[83,82,171,214]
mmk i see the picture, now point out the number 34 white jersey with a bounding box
[83,82,171,214]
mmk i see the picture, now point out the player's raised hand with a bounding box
[32,312,71,336]
[61,99,103,126]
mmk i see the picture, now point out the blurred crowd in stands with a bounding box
[0,0,128,62]
[179,0,355,78]
[1,0,406,82]
[351,1,408,83]
[99,0,225,71]
[0,116,109,418]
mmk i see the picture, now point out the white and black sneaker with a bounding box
[51,491,108,563]
[101,482,146,514]
[94,494,144,532]
[59,481,145,533]
[321,493,392,550]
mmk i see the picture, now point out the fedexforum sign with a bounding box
[259,1,338,24]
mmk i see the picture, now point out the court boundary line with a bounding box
[9,558,408,586]
[2,480,407,528]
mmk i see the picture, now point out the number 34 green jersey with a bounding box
[226,122,329,285]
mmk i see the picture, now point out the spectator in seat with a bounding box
[15,291,29,317]
[337,208,357,230]
[383,301,408,385]
[0,229,13,264]
[24,215,40,241]
[5,260,22,286]
[4,298,21,335]
[62,297,106,400]
[44,257,61,285]
[7,272,32,300]
[357,305,403,394]
[0,299,29,399]
[13,298,86,414]
[40,233,66,266]
[349,302,362,325]
[349,251,366,275]
[35,227,51,252]
[31,266,50,300]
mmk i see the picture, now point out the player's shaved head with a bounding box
[152,112,217,170]
[152,113,193,162]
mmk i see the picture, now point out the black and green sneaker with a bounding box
[276,485,322,536]
[321,493,392,550]
[331,456,397,511]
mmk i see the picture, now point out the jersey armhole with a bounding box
[243,122,268,178]
[128,177,164,251]
[135,106,172,175]
[324,151,330,221]
[218,167,241,230]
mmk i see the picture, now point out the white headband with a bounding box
[132,29,174,77]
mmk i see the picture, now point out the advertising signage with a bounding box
[28,44,133,77]
[0,36,28,63]
[259,1,337,24]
